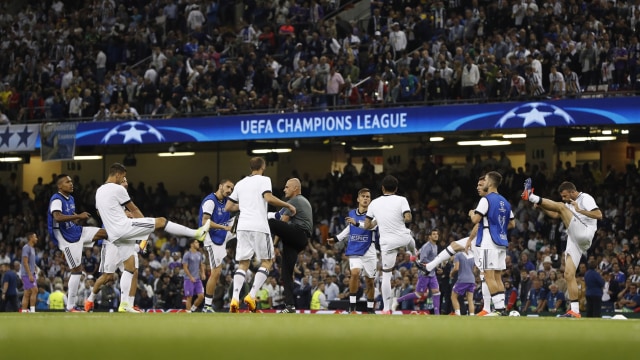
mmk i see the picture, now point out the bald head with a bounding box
[284,178,302,198]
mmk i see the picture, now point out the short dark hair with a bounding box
[381,175,398,192]
[357,188,370,196]
[485,171,502,187]
[249,157,265,171]
[558,181,577,193]
[56,173,69,184]
[109,163,127,176]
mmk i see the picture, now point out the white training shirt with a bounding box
[95,182,132,241]
[566,192,598,230]
[365,194,412,243]
[228,174,272,233]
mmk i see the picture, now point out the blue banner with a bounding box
[0,124,39,152]
[69,97,638,146]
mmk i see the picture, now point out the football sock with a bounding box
[427,247,455,272]
[381,272,392,311]
[570,300,580,313]
[88,292,96,302]
[432,293,441,315]
[528,193,540,204]
[349,294,356,310]
[165,221,199,237]
[491,292,505,310]
[67,273,81,310]
[396,292,419,303]
[249,267,269,298]
[120,270,133,306]
[481,277,491,311]
[204,295,213,306]
[232,270,246,301]
[367,299,374,312]
[30,306,35,312]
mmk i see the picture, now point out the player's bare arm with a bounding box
[569,200,603,220]
[224,200,239,213]
[202,214,232,231]
[183,262,195,282]
[52,211,91,223]
[465,223,480,253]
[264,192,296,216]
[124,201,144,218]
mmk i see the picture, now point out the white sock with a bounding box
[30,306,35,313]
[427,247,454,272]
[349,295,356,305]
[481,279,492,310]
[367,301,374,309]
[455,309,461,315]
[67,273,81,310]
[249,267,269,298]
[570,301,580,313]
[381,272,392,311]
[88,292,96,302]
[129,296,135,306]
[528,193,540,204]
[191,305,197,312]
[120,271,133,306]
[204,296,213,306]
[165,221,197,237]
[232,270,246,301]
[492,293,505,310]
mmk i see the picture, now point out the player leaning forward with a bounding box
[88,163,209,312]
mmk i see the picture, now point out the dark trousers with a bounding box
[2,295,19,312]
[269,219,308,306]
[586,295,602,318]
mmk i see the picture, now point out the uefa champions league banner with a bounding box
[67,97,638,146]
[0,124,39,152]
[40,122,78,162]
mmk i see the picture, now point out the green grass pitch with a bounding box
[1,313,638,359]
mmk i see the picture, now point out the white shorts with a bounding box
[474,248,506,271]
[235,230,273,262]
[100,241,139,274]
[348,245,377,278]
[114,217,156,242]
[564,217,594,268]
[204,232,232,269]
[55,227,100,269]
[379,234,415,254]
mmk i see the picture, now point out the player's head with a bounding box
[476,175,488,196]
[26,232,38,246]
[428,228,439,242]
[108,163,127,184]
[381,175,399,193]
[558,181,578,202]
[217,179,234,197]
[284,178,301,198]
[357,188,371,208]
[190,238,200,249]
[56,173,73,194]
[484,171,502,190]
[249,157,266,171]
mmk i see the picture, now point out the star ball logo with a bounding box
[495,102,575,128]
[101,121,165,144]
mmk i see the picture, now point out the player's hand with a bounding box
[345,217,356,226]
[468,210,474,218]
[189,276,195,282]
[78,212,92,220]
[29,275,35,282]
[327,238,335,245]
[569,200,581,212]
[464,239,472,254]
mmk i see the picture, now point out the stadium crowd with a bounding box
[1,151,640,314]
[0,0,640,124]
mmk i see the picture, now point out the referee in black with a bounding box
[268,178,313,313]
